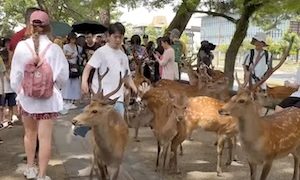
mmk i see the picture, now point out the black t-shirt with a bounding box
[83,42,101,61]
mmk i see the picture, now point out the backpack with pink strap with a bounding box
[22,41,54,99]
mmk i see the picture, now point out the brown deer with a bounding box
[255,85,297,115]
[219,37,300,180]
[181,56,199,86]
[72,68,129,180]
[139,85,188,173]
[184,96,238,176]
[155,64,230,101]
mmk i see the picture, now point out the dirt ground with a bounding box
[127,127,296,180]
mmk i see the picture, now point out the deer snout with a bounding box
[218,109,230,116]
[72,118,79,126]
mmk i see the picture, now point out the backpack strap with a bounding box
[40,43,52,58]
[249,49,255,66]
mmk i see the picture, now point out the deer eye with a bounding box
[92,110,98,114]
[238,99,245,103]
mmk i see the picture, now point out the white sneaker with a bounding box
[23,166,38,179]
[63,102,72,110]
[12,115,19,122]
[36,176,51,180]
[68,104,77,110]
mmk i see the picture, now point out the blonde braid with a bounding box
[32,32,40,56]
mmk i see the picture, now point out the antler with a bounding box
[235,72,247,89]
[103,70,129,100]
[251,37,295,91]
[97,67,109,95]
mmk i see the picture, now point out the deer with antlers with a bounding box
[219,38,300,180]
[72,68,129,180]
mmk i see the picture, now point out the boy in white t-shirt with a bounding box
[76,22,137,137]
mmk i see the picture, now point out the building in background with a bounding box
[200,15,290,45]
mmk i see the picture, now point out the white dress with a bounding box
[10,35,69,114]
[61,44,82,100]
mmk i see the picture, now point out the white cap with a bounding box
[251,32,268,46]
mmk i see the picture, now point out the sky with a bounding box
[119,4,202,46]
[119,4,202,28]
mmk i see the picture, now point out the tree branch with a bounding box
[192,10,238,24]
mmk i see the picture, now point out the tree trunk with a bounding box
[224,3,262,89]
[99,5,110,28]
[166,0,201,36]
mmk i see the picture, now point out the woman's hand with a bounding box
[153,52,160,61]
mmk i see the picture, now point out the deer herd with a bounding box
[71,39,300,180]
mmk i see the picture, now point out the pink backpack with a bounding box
[22,42,54,99]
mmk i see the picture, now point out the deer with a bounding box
[124,51,151,134]
[184,96,238,176]
[218,37,300,180]
[255,85,297,115]
[72,68,129,180]
[137,85,188,173]
[154,65,229,100]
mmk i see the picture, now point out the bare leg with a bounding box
[37,119,53,177]
[22,116,38,167]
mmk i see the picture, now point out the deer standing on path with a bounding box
[219,38,300,180]
[184,96,238,176]
[72,68,129,180]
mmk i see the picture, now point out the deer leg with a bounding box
[134,126,140,142]
[217,135,226,176]
[225,137,233,166]
[232,136,239,161]
[96,159,107,180]
[89,157,96,180]
[162,143,170,172]
[156,141,161,172]
[260,161,273,180]
[109,166,120,180]
[249,162,257,180]
[292,154,299,180]
[264,108,269,116]
[179,143,183,156]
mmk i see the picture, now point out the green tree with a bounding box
[190,0,300,88]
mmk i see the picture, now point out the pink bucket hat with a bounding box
[30,10,50,26]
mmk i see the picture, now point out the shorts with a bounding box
[278,97,300,108]
[114,101,125,118]
[0,93,17,107]
[21,108,58,120]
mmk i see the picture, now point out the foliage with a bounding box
[0,0,176,37]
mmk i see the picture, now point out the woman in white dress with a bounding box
[62,32,82,109]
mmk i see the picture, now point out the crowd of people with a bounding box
[0,7,189,180]
[1,6,300,180]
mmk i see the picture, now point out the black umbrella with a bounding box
[72,20,107,34]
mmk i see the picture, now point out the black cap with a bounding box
[143,34,149,39]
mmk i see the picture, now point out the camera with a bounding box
[201,40,216,51]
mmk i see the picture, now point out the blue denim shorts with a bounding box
[73,102,125,137]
